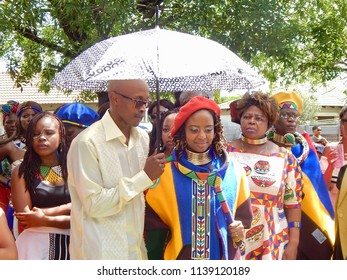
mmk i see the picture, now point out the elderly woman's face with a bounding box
[184,109,214,153]
[240,105,268,139]
[273,108,299,135]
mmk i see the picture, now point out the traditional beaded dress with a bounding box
[145,148,252,260]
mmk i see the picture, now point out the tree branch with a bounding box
[14,25,75,58]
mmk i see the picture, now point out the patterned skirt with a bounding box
[16,227,70,260]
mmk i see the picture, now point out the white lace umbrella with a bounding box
[50,27,264,92]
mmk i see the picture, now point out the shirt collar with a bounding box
[101,110,140,144]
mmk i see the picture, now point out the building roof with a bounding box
[0,72,97,105]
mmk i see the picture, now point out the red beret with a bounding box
[171,96,221,137]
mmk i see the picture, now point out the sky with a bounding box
[0,59,6,71]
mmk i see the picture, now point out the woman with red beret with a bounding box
[145,96,252,260]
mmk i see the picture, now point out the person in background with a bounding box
[321,106,347,208]
[311,125,328,146]
[178,90,213,106]
[173,91,182,108]
[145,96,252,260]
[0,208,17,259]
[224,99,242,142]
[11,112,70,259]
[270,91,335,260]
[0,101,20,214]
[0,100,42,234]
[314,143,325,160]
[97,101,110,119]
[55,102,99,149]
[148,99,175,154]
[148,99,175,124]
[15,101,43,150]
[67,79,166,259]
[148,108,179,158]
[333,164,347,259]
[227,91,303,260]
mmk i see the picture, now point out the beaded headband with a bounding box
[278,102,298,111]
[17,106,42,117]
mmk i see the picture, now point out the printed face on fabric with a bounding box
[184,109,215,153]
[240,105,268,139]
[32,116,61,157]
[274,108,298,135]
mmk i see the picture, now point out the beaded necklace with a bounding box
[39,165,63,184]
[268,131,309,165]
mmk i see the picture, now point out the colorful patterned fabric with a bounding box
[292,132,335,259]
[272,91,303,115]
[0,158,11,212]
[227,145,303,260]
[145,149,252,260]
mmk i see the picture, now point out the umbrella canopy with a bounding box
[50,27,264,92]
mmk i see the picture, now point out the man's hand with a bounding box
[143,152,166,180]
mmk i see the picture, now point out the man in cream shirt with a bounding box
[67,79,166,259]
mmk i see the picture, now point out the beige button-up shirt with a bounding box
[67,111,153,259]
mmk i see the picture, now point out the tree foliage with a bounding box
[0,0,346,99]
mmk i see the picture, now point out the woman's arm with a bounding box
[14,207,70,229]
[0,209,17,260]
[321,146,338,189]
[42,203,71,216]
[11,165,70,229]
[283,207,301,260]
[11,164,32,213]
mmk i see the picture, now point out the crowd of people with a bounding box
[0,80,346,260]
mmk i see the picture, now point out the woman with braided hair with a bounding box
[11,111,70,259]
[0,100,42,234]
[145,96,252,260]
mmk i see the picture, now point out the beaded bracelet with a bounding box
[288,221,302,228]
[5,179,11,188]
[148,178,160,189]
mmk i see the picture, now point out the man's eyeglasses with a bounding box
[341,119,347,124]
[113,91,149,109]
[279,113,299,120]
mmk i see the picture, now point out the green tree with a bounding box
[0,0,346,98]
